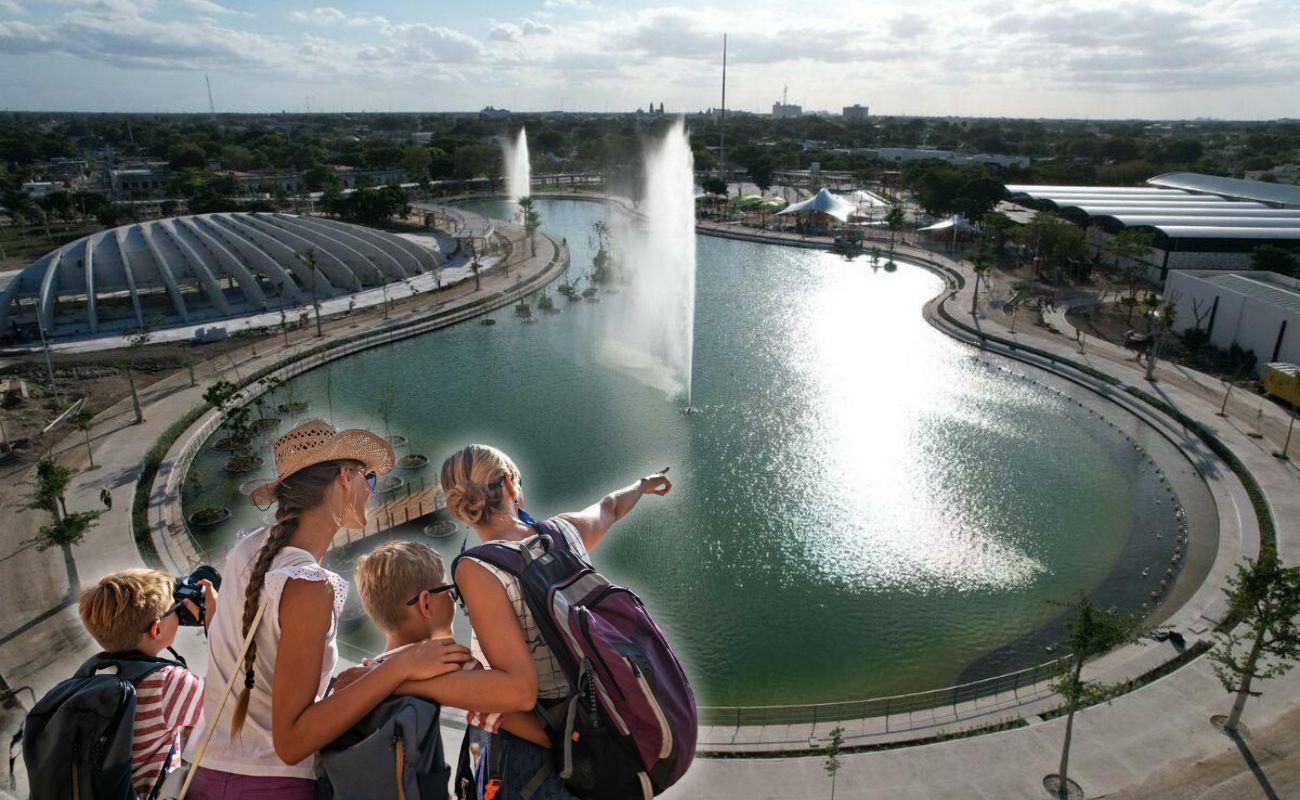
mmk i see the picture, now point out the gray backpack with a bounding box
[320,695,450,800]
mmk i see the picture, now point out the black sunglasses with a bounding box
[405,584,458,607]
[144,599,185,633]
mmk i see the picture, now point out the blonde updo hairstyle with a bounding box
[440,444,521,526]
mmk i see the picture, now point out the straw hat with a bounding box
[249,418,394,508]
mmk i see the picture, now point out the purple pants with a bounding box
[187,766,318,800]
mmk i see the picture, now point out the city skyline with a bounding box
[0,0,1298,120]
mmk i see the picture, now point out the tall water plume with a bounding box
[596,118,696,406]
[503,127,531,206]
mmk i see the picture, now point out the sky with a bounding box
[1,0,1298,119]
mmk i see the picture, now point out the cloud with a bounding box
[542,0,595,9]
[180,0,249,16]
[487,18,556,42]
[888,13,931,39]
[289,6,387,28]
[0,0,23,14]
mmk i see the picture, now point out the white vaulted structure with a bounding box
[0,213,442,340]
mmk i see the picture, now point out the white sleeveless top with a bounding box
[464,518,590,700]
[184,527,348,779]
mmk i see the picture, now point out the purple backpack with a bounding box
[453,518,696,799]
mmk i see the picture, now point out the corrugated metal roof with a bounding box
[1204,273,1300,313]
[1150,225,1300,240]
[1148,172,1300,208]
[1098,215,1300,230]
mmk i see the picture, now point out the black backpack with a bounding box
[319,695,450,800]
[22,650,186,800]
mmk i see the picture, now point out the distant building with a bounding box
[411,132,434,144]
[21,181,62,199]
[772,101,803,119]
[109,163,172,197]
[480,106,511,119]
[843,104,870,120]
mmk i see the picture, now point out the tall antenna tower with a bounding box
[205,74,216,116]
[782,85,788,106]
[719,34,727,180]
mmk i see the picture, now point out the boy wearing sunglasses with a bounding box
[351,541,548,746]
[77,568,217,796]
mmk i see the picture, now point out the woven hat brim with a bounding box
[249,428,395,508]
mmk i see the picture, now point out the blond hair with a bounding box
[78,569,174,652]
[355,541,446,632]
[440,444,520,526]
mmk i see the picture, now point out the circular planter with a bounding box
[225,455,265,474]
[480,318,498,326]
[188,507,231,529]
[212,436,251,452]
[252,417,280,433]
[423,520,458,538]
[278,401,309,414]
[380,475,405,493]
[398,454,429,470]
[387,434,409,449]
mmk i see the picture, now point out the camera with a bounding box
[174,565,222,626]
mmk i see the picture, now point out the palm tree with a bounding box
[518,196,541,257]
[23,459,102,598]
[122,319,158,425]
[296,247,323,337]
[885,204,907,256]
[970,235,997,317]
[470,244,482,291]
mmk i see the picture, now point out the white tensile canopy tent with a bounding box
[776,188,857,223]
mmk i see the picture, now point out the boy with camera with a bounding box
[23,567,218,798]
[82,568,216,795]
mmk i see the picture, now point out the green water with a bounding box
[185,198,1185,706]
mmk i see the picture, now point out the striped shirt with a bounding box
[465,518,590,700]
[131,665,204,796]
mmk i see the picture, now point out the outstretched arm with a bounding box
[559,468,672,552]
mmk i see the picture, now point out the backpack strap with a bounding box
[74,650,185,685]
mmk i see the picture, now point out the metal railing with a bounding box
[698,656,1070,729]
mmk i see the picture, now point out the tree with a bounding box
[1209,558,1300,734]
[122,319,158,425]
[70,405,95,468]
[1144,298,1177,381]
[970,233,997,317]
[23,459,102,598]
[469,244,482,291]
[1250,244,1297,278]
[297,248,324,337]
[885,205,907,254]
[518,196,541,257]
[823,725,844,800]
[1046,596,1138,800]
[167,142,208,170]
[700,175,728,198]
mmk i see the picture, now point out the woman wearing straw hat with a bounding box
[182,419,473,799]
